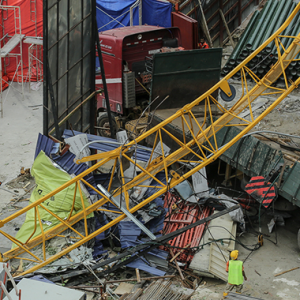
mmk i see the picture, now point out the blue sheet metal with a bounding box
[125,239,168,275]
[118,221,142,249]
[62,129,151,162]
[35,133,55,159]
[126,257,166,276]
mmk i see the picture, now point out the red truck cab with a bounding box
[96,25,182,115]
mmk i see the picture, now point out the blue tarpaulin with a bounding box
[96,0,172,32]
[96,0,140,32]
[142,0,172,28]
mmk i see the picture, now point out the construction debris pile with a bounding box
[223,0,300,83]
[1,0,300,299]
[0,129,260,300]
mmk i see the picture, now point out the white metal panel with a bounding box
[9,278,85,300]
[207,212,233,245]
[208,243,228,282]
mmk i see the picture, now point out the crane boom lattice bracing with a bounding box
[1,4,300,276]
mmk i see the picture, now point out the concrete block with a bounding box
[9,278,85,300]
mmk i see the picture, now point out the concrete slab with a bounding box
[9,278,85,300]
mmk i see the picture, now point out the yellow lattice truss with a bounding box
[1,4,300,276]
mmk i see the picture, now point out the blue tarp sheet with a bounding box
[96,0,140,31]
[96,0,172,32]
[142,0,172,28]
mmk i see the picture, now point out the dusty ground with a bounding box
[0,82,42,211]
[192,213,300,300]
[1,76,300,300]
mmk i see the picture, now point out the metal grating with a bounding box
[43,0,96,138]
[123,71,136,108]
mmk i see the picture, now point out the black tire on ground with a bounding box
[97,112,117,138]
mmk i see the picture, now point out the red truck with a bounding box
[96,25,184,136]
[95,25,224,137]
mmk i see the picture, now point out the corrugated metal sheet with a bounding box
[211,127,300,207]
[280,162,300,207]
[210,126,284,178]
[34,133,55,159]
[208,243,228,282]
[62,129,152,162]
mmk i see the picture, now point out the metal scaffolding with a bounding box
[24,37,43,90]
[0,5,24,118]
[25,0,43,90]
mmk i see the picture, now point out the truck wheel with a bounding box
[298,229,300,250]
[97,112,116,138]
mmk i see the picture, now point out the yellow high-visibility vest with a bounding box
[228,260,243,285]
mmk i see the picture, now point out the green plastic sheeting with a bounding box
[13,151,93,248]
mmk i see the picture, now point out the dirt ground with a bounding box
[0,82,42,213]
[1,77,300,300]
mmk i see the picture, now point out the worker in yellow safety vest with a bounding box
[223,250,247,298]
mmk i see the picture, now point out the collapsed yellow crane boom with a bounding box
[0,4,300,276]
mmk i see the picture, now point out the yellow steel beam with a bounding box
[0,3,300,276]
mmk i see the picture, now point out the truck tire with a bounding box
[298,229,300,250]
[97,112,117,138]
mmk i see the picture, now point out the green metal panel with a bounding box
[280,163,300,207]
[209,126,284,178]
[150,48,222,110]
[211,126,300,207]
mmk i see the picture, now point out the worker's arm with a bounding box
[226,261,229,273]
[243,270,247,281]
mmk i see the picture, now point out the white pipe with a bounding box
[0,281,12,300]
